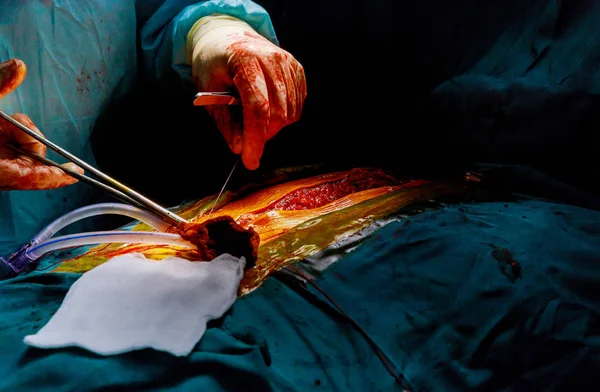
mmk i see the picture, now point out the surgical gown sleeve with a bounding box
[138,0,279,84]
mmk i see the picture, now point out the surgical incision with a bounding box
[174,169,399,263]
[227,168,403,235]
[56,166,460,296]
[261,169,398,211]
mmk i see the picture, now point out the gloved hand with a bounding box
[0,59,83,190]
[187,14,307,170]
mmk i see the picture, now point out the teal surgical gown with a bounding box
[0,0,278,255]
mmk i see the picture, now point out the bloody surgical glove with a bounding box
[188,14,307,170]
[0,59,83,190]
[0,59,26,99]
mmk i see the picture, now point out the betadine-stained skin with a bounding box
[169,169,400,269]
[54,167,464,295]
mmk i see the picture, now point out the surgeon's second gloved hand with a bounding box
[187,14,307,170]
[0,59,83,190]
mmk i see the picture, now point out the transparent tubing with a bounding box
[1,203,189,277]
[31,203,172,245]
[26,231,195,260]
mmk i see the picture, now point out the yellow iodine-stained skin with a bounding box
[52,167,462,295]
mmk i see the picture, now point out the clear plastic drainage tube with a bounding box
[1,203,192,278]
[27,230,194,259]
[31,203,172,245]
[2,231,193,277]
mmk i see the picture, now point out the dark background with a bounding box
[92,0,600,207]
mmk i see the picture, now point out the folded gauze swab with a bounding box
[24,253,245,357]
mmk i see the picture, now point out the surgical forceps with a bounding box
[0,109,189,229]
[0,92,240,227]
